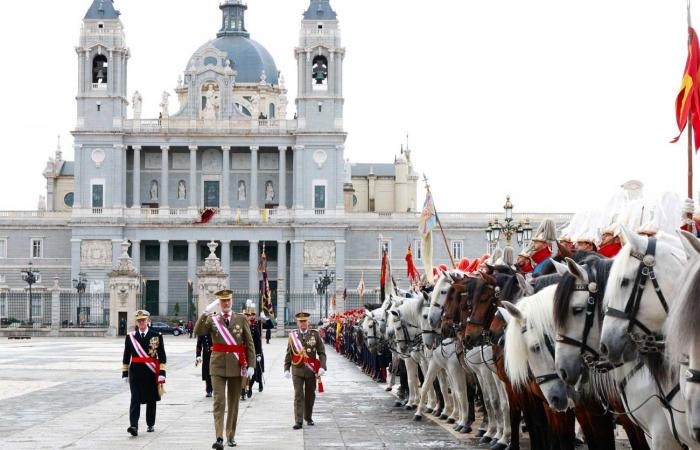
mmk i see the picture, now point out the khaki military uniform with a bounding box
[194,312,255,441]
[284,328,327,423]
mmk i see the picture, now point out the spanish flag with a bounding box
[672,27,700,151]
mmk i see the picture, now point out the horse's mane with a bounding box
[553,257,613,329]
[500,275,520,303]
[667,254,700,363]
[492,265,515,276]
[504,285,557,388]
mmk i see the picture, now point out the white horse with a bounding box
[552,257,682,450]
[600,226,698,448]
[668,230,700,444]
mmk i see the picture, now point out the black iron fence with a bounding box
[284,291,381,326]
[59,292,110,328]
[0,291,52,328]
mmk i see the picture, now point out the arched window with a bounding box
[268,103,276,119]
[92,55,108,84]
[312,56,328,87]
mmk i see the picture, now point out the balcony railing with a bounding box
[121,118,297,134]
[92,83,107,90]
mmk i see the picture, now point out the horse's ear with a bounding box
[481,272,497,286]
[620,224,645,252]
[448,271,462,283]
[501,301,523,324]
[551,259,569,276]
[422,291,430,302]
[677,229,700,261]
[498,306,512,325]
[564,257,588,282]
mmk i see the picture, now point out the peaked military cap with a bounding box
[135,310,150,320]
[295,312,311,321]
[215,289,233,300]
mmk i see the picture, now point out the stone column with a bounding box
[71,238,81,281]
[74,144,82,208]
[160,146,169,209]
[336,145,345,211]
[130,239,141,273]
[187,240,198,286]
[132,146,141,208]
[122,144,128,208]
[250,146,259,209]
[249,240,259,293]
[50,277,61,337]
[278,146,287,209]
[107,240,140,337]
[113,144,125,208]
[335,239,346,312]
[159,240,169,316]
[276,241,287,333]
[222,146,231,211]
[112,239,122,267]
[293,145,304,210]
[196,241,228,315]
[291,240,305,292]
[221,240,231,288]
[189,146,197,211]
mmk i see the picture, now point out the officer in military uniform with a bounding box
[122,310,167,437]
[196,332,214,397]
[194,290,256,449]
[284,312,327,429]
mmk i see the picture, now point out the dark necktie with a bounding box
[141,333,145,339]
[223,314,230,326]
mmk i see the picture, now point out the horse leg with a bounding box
[544,405,576,450]
[436,367,452,418]
[414,358,439,420]
[574,399,616,450]
[491,375,511,450]
[617,412,651,450]
[405,358,420,409]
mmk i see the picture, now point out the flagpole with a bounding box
[423,174,456,268]
[689,0,695,203]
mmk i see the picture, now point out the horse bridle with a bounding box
[555,280,604,369]
[680,354,700,384]
[604,237,668,353]
[522,324,559,386]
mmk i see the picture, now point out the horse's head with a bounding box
[419,305,437,350]
[503,287,570,412]
[600,226,685,364]
[428,272,453,329]
[362,310,380,352]
[462,272,499,348]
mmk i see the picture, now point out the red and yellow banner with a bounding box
[672,27,700,151]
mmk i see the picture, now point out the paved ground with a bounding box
[0,335,477,449]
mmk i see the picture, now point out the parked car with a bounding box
[150,322,184,336]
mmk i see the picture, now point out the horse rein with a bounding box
[522,324,559,386]
[603,237,667,353]
[555,280,605,369]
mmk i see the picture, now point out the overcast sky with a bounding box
[0,0,694,213]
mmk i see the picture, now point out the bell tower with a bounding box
[76,0,129,131]
[295,0,345,132]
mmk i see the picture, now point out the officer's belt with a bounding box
[212,343,248,368]
[131,357,161,384]
[292,354,321,374]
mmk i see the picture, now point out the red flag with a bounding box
[672,27,700,151]
[380,249,387,301]
[405,243,420,285]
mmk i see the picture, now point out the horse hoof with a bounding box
[394,401,403,407]
[385,387,393,392]
[479,436,492,444]
[439,414,449,420]
[454,425,463,432]
[404,405,412,411]
[460,426,472,434]
[475,429,486,438]
[432,410,442,417]
[447,418,456,424]
[424,408,433,414]
[413,415,422,422]
[490,444,508,450]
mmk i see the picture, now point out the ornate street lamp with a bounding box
[314,264,335,320]
[21,262,40,326]
[484,196,534,253]
[73,272,87,326]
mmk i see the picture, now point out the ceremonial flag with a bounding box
[380,249,388,301]
[258,246,274,318]
[672,27,700,151]
[419,191,437,236]
[357,272,365,297]
[405,242,420,286]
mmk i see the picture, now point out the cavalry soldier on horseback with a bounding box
[284,311,327,430]
[122,309,167,437]
[194,289,256,449]
[530,233,552,275]
[515,250,534,273]
[575,234,597,252]
[558,235,575,252]
[597,225,622,258]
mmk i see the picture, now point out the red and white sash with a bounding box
[129,331,157,375]
[212,314,248,376]
[290,330,319,373]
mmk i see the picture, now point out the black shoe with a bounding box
[246,388,252,398]
[147,426,154,433]
[206,392,212,397]
[227,438,237,447]
[306,419,315,426]
[292,422,303,430]
[258,385,263,392]
[212,438,224,450]
[127,426,138,436]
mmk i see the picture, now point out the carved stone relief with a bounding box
[81,240,113,267]
[172,153,189,169]
[232,152,251,170]
[259,152,278,170]
[145,152,161,169]
[202,149,222,172]
[304,241,336,266]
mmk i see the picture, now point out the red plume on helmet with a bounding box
[457,258,470,272]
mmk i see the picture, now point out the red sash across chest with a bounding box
[129,331,161,383]
[212,314,248,373]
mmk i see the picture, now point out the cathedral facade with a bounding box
[0,0,569,320]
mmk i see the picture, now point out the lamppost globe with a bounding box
[516,224,525,246]
[485,222,493,243]
[492,220,502,241]
[504,196,513,221]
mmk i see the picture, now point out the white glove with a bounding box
[682,198,696,216]
[318,368,326,377]
[205,300,220,314]
[284,370,291,379]
[123,377,129,384]
[195,356,202,366]
[256,355,262,362]
[247,367,255,378]
[158,375,166,383]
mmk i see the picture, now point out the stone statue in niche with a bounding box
[150,180,159,201]
[202,85,220,120]
[160,91,170,118]
[238,180,246,201]
[265,181,275,203]
[178,180,187,200]
[132,91,142,119]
